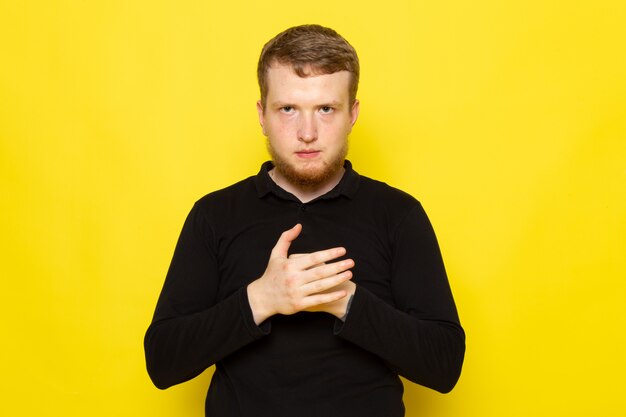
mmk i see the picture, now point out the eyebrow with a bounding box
[270,100,345,109]
[320,101,344,109]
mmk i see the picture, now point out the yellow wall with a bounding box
[2,1,625,416]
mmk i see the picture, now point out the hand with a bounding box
[247,224,355,324]
[289,254,356,319]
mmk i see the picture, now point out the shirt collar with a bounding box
[254,160,360,200]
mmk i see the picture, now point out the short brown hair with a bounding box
[257,24,360,108]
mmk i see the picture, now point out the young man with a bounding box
[145,25,465,417]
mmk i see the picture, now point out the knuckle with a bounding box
[330,265,343,277]
[311,267,325,280]
[329,291,340,300]
[311,252,325,264]
[322,294,335,304]
[312,280,324,292]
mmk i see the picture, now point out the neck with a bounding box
[269,167,345,203]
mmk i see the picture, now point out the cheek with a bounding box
[266,121,293,146]
[323,119,352,139]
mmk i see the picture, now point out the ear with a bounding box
[257,100,267,136]
[349,99,360,130]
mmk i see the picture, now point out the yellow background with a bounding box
[1,1,625,416]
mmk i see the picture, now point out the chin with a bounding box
[280,160,344,188]
[267,140,348,188]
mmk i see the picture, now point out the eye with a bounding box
[320,106,334,114]
[280,106,294,113]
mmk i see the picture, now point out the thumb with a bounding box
[271,224,302,258]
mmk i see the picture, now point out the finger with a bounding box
[301,289,348,308]
[291,246,347,270]
[299,257,353,284]
[289,253,327,270]
[271,224,302,258]
[301,269,353,294]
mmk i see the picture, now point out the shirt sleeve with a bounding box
[144,203,269,390]
[334,203,465,393]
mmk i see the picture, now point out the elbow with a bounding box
[144,317,214,390]
[432,331,466,394]
[433,366,462,394]
[147,371,172,391]
[407,324,465,394]
[144,326,177,390]
[426,350,464,394]
[145,358,174,391]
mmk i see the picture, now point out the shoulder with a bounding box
[192,175,257,215]
[179,176,258,242]
[352,174,430,234]
[197,176,255,203]
[356,174,422,210]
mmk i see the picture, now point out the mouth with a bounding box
[295,150,321,159]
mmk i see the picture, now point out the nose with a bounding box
[297,112,317,143]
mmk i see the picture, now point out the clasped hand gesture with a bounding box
[247,224,356,324]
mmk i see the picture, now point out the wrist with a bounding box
[333,282,357,320]
[247,280,273,325]
[339,293,355,322]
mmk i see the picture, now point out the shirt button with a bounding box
[300,205,306,212]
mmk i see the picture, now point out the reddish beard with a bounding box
[267,139,348,189]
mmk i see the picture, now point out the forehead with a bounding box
[265,64,351,104]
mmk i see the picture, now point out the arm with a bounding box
[335,203,465,393]
[145,214,354,389]
[144,204,267,389]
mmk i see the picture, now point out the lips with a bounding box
[295,150,320,159]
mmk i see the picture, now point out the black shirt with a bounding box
[145,161,465,417]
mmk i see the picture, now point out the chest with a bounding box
[212,201,396,305]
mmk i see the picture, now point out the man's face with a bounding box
[257,63,359,189]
